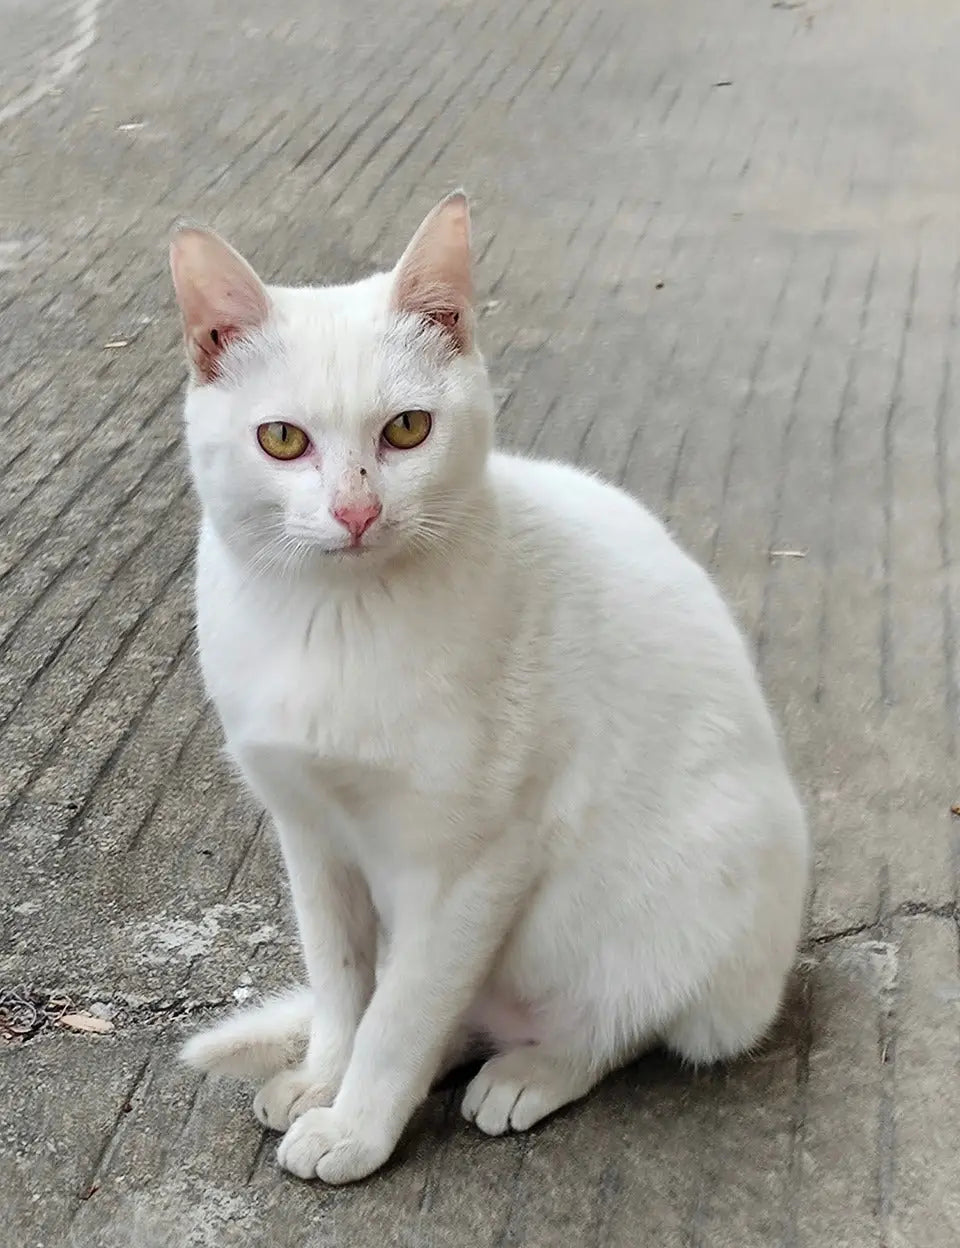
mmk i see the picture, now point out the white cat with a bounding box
[172,192,809,1185]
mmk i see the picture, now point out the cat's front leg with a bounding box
[254,821,376,1133]
[277,836,531,1184]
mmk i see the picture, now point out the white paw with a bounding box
[276,1107,392,1184]
[253,1067,337,1132]
[461,1049,587,1135]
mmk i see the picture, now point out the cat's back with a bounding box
[489,451,721,616]
[486,450,765,717]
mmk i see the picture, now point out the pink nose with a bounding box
[332,499,382,539]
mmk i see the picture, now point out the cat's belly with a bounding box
[464,989,543,1049]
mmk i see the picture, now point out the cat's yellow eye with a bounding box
[382,410,432,450]
[257,422,310,461]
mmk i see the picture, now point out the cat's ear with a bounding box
[391,191,474,353]
[169,226,270,384]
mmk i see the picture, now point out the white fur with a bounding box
[181,988,312,1081]
[174,198,809,1185]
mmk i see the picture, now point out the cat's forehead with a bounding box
[254,275,439,425]
[271,275,391,358]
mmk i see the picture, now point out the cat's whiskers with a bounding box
[247,531,304,581]
[408,496,499,561]
[278,536,310,580]
[226,511,319,582]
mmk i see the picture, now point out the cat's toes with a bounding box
[253,1068,336,1132]
[276,1107,391,1184]
[461,1050,587,1136]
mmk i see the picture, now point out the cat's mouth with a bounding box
[284,525,382,559]
[318,536,382,559]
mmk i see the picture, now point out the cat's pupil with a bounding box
[402,414,411,430]
[280,424,288,441]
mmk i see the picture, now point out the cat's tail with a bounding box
[179,987,313,1080]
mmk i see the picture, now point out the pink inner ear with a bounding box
[427,307,460,333]
[190,324,242,378]
[395,275,466,341]
[187,321,247,384]
[170,228,270,384]
[391,193,473,353]
[393,270,472,354]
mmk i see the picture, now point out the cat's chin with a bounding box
[309,541,392,568]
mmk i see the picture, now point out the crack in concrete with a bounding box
[808,899,959,947]
[7,899,958,1044]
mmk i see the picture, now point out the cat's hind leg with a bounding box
[459,972,642,1135]
[660,954,787,1066]
[254,1063,344,1132]
[461,1040,612,1136]
[461,951,790,1135]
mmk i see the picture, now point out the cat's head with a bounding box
[170,192,494,575]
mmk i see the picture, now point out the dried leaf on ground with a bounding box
[58,1012,115,1034]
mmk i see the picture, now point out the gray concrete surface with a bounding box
[1,0,958,1243]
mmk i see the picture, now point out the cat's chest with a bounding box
[196,548,475,790]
